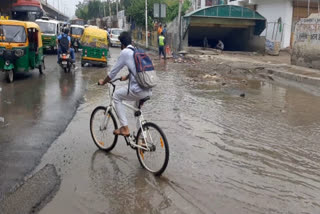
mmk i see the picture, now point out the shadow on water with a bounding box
[89,149,174,214]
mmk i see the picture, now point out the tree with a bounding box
[75,0,119,20]
[126,0,191,28]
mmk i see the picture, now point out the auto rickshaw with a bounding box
[80,26,108,67]
[0,20,45,83]
[35,19,61,53]
[70,24,84,52]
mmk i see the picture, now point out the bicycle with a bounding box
[90,78,169,176]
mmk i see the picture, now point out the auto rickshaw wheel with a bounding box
[6,70,14,83]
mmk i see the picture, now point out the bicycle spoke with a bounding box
[136,123,169,176]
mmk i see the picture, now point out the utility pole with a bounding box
[116,0,119,15]
[178,0,183,50]
[308,0,310,16]
[109,0,112,16]
[145,0,148,48]
[104,2,106,17]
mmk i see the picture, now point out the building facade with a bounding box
[192,0,227,10]
[228,0,320,48]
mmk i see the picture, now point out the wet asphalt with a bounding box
[1,48,320,213]
[0,51,90,198]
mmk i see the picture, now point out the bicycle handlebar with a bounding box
[111,77,122,83]
[97,77,121,86]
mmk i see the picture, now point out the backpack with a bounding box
[128,47,158,89]
[59,34,69,53]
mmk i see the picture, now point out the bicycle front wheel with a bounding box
[90,106,118,152]
[136,122,169,176]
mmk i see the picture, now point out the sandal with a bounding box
[113,128,130,137]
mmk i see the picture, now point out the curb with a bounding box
[266,68,320,87]
[0,164,60,214]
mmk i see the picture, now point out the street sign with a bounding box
[153,3,166,18]
[160,4,166,18]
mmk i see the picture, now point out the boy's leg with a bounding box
[113,88,147,135]
[69,48,75,62]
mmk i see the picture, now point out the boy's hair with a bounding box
[118,31,132,47]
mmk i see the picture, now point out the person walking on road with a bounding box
[158,32,166,60]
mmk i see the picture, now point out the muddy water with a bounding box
[39,55,320,214]
[152,62,320,213]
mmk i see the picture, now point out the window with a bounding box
[36,22,56,34]
[0,25,26,43]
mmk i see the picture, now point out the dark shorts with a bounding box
[159,46,166,58]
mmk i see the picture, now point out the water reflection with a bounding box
[90,150,173,213]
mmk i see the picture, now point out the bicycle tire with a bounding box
[136,122,169,176]
[90,106,118,152]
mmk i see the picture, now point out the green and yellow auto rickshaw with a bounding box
[35,19,61,53]
[80,27,108,67]
[0,20,45,83]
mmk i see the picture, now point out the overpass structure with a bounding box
[40,0,69,21]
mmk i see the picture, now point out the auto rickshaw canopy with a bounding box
[0,20,42,48]
[80,26,108,49]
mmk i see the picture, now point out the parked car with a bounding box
[109,28,123,47]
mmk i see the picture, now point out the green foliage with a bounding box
[127,0,191,28]
[75,0,192,26]
[75,0,120,21]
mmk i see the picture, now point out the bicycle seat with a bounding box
[138,96,150,109]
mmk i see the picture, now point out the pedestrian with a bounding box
[203,36,208,49]
[162,24,167,36]
[216,40,224,52]
[157,24,163,35]
[158,32,166,60]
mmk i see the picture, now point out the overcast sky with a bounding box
[46,0,81,18]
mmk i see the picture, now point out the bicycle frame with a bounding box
[101,79,151,151]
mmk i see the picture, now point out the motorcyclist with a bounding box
[57,28,75,63]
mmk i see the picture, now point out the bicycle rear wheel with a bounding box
[90,106,118,152]
[136,122,169,176]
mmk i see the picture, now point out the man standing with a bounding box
[162,24,167,36]
[158,32,166,60]
[157,23,163,35]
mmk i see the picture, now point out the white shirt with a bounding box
[108,45,150,94]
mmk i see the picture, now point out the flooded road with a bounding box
[32,49,320,213]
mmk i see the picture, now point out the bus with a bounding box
[70,19,85,26]
[12,0,44,21]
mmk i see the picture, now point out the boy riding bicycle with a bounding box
[98,32,152,137]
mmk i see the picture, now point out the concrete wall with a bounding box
[256,0,293,48]
[292,17,320,69]
[229,0,293,49]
